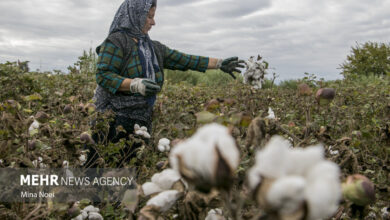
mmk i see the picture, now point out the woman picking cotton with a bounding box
[86,0,244,166]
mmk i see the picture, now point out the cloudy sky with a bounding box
[0,0,389,81]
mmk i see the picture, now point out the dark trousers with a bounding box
[84,115,151,168]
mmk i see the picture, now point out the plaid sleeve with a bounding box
[96,41,126,94]
[163,46,209,72]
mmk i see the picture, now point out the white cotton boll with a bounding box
[194,123,240,169]
[71,214,84,220]
[142,182,163,196]
[169,123,239,187]
[79,154,87,166]
[151,169,181,190]
[305,161,341,220]
[205,208,224,220]
[83,205,100,213]
[62,160,69,168]
[255,135,291,178]
[143,131,151,139]
[265,107,275,119]
[170,139,215,181]
[305,161,340,183]
[80,210,88,219]
[158,138,170,147]
[146,190,181,212]
[32,160,38,168]
[158,144,166,152]
[247,166,262,191]
[29,119,40,132]
[158,138,171,152]
[140,126,148,132]
[38,157,43,163]
[285,145,324,176]
[305,179,341,220]
[266,176,306,215]
[88,212,103,220]
[134,124,140,131]
[135,130,144,136]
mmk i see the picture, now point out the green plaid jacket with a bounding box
[96,40,209,94]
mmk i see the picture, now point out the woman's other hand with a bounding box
[217,57,245,79]
[129,78,161,96]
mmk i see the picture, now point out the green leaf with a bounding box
[195,111,218,124]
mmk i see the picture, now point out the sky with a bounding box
[0,0,389,81]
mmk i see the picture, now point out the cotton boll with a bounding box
[247,166,262,191]
[305,179,341,220]
[158,144,166,152]
[29,119,40,136]
[205,208,224,220]
[142,131,151,139]
[78,154,87,166]
[134,124,140,131]
[265,107,275,119]
[146,190,182,212]
[151,169,181,190]
[266,176,306,215]
[305,161,341,220]
[255,135,291,178]
[62,160,69,168]
[88,212,103,220]
[140,126,148,132]
[169,123,239,192]
[32,160,38,168]
[142,182,163,196]
[285,145,324,176]
[170,139,216,184]
[158,138,171,152]
[83,205,100,213]
[305,160,340,183]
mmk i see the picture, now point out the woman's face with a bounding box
[142,7,156,34]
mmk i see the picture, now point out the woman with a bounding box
[87,0,244,165]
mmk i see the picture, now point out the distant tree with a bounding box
[340,42,390,77]
[17,60,30,73]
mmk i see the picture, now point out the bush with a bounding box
[340,42,390,77]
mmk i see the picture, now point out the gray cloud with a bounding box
[0,0,389,81]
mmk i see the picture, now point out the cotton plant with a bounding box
[141,168,186,197]
[247,135,341,220]
[134,124,151,139]
[169,123,240,193]
[243,55,269,89]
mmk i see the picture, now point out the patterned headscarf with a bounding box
[109,0,159,81]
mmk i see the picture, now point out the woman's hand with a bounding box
[218,57,245,79]
[129,78,161,96]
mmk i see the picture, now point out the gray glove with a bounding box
[129,78,160,96]
[217,57,245,79]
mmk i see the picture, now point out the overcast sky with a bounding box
[0,0,389,81]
